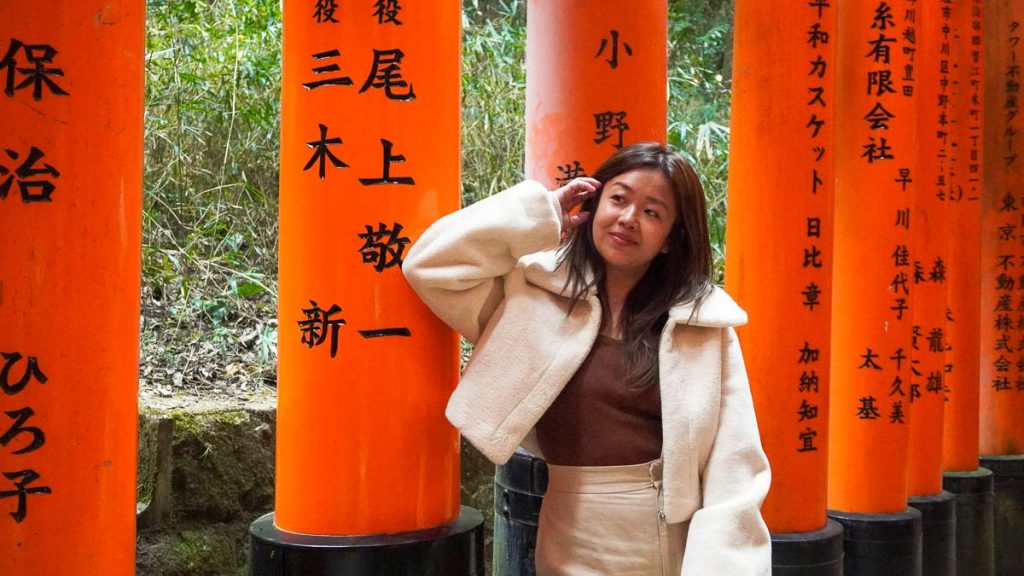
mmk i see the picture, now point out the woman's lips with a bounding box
[609,232,636,246]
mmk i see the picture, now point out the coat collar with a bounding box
[520,250,748,329]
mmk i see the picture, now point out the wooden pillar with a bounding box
[0,2,145,573]
[726,0,834,536]
[979,3,1024,575]
[941,2,996,575]
[726,1,846,570]
[906,4,958,574]
[830,0,918,516]
[274,0,462,536]
[979,0,1024,459]
[942,0,985,474]
[908,0,952,501]
[828,0,922,572]
[525,0,667,187]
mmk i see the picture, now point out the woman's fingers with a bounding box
[555,177,601,212]
[565,210,591,230]
[553,178,600,235]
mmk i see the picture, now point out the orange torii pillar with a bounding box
[725,0,843,573]
[940,1,996,575]
[905,2,957,575]
[827,0,922,574]
[0,3,144,574]
[492,2,668,572]
[524,0,666,188]
[249,2,483,574]
[979,2,1024,574]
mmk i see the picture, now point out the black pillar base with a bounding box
[943,468,995,576]
[979,455,1024,576]
[249,507,485,576]
[770,518,844,576]
[907,491,956,576]
[827,507,922,576]
[493,449,547,576]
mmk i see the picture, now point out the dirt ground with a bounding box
[138,279,279,406]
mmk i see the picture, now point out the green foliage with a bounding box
[461,0,527,206]
[667,0,734,283]
[144,0,282,390]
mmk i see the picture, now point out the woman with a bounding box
[403,142,770,575]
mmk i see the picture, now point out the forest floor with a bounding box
[137,280,280,408]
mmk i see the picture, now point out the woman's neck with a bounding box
[602,272,642,338]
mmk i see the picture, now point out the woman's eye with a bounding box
[645,209,661,218]
[610,194,624,203]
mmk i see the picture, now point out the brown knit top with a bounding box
[534,334,663,466]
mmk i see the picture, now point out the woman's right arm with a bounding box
[403,178,599,344]
[402,180,561,344]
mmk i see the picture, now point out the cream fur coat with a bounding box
[403,180,771,575]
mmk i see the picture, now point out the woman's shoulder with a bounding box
[516,249,585,298]
[667,286,747,328]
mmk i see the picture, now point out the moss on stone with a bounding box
[136,522,250,576]
[137,410,161,508]
[170,408,250,438]
[169,407,275,523]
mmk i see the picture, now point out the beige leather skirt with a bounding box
[535,459,689,576]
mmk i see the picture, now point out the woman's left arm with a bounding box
[680,326,772,575]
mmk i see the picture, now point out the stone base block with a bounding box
[908,491,955,576]
[944,468,995,576]
[770,518,844,576]
[827,507,921,576]
[979,455,1024,576]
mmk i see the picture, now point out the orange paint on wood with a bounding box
[725,0,834,533]
[942,0,985,473]
[0,2,145,573]
[979,0,1024,456]
[907,0,952,498]
[828,0,917,514]
[525,0,667,187]
[275,0,461,535]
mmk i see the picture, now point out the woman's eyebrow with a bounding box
[645,196,670,208]
[612,182,668,208]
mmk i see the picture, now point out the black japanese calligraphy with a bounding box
[372,0,403,25]
[313,0,340,24]
[595,30,632,69]
[303,124,349,179]
[358,222,411,271]
[359,139,414,186]
[0,146,61,203]
[0,470,51,523]
[1,39,69,100]
[360,49,415,101]
[0,352,47,395]
[0,408,45,455]
[555,161,587,186]
[303,49,353,90]
[593,111,629,149]
[298,301,345,358]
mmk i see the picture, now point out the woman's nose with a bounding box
[618,206,638,228]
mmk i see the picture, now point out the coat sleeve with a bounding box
[680,326,772,575]
[401,180,563,344]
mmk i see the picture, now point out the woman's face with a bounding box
[592,168,678,283]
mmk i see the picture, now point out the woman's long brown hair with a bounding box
[557,142,714,390]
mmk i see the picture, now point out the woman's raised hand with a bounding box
[552,177,602,233]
